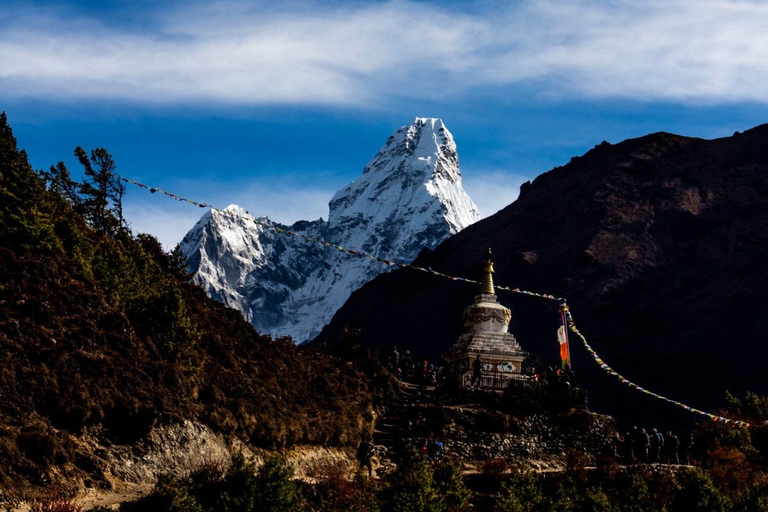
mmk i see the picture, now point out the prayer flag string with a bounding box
[564,309,753,428]
[117,174,754,428]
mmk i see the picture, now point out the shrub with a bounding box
[481,458,509,491]
[305,471,381,512]
[251,454,304,512]
[740,484,768,512]
[185,458,229,508]
[577,487,612,512]
[206,453,259,512]
[17,425,73,466]
[30,499,85,512]
[494,466,543,512]
[385,450,444,512]
[188,459,228,488]
[433,459,471,512]
[611,471,656,512]
[208,453,303,512]
[671,469,732,512]
[120,474,202,512]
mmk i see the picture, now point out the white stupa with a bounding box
[444,250,528,389]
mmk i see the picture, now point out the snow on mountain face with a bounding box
[180,117,483,342]
[180,206,328,333]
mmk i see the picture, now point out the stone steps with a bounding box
[373,380,436,458]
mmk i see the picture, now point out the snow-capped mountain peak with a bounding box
[361,117,458,180]
[181,118,482,342]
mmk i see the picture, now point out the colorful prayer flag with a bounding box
[557,304,571,370]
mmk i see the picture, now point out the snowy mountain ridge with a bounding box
[180,117,483,342]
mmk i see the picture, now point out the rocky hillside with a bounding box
[180,117,482,342]
[0,113,389,495]
[317,125,768,427]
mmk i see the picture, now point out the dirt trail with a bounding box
[6,443,357,511]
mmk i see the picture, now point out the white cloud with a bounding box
[0,0,485,105]
[2,0,767,105]
[488,0,768,102]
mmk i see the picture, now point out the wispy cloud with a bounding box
[0,0,484,106]
[490,0,768,102]
[2,0,767,106]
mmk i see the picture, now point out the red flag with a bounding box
[557,304,570,369]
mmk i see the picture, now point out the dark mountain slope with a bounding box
[317,125,768,426]
[0,113,383,493]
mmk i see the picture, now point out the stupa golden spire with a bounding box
[481,248,495,295]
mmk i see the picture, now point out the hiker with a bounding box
[650,428,663,463]
[623,431,635,463]
[402,350,413,379]
[655,429,664,462]
[472,355,483,388]
[356,435,375,477]
[665,430,679,464]
[391,346,400,372]
[611,431,622,459]
[420,360,429,389]
[427,439,444,461]
[634,427,649,462]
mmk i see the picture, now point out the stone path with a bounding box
[372,381,427,463]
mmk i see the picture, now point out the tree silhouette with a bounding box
[74,146,126,235]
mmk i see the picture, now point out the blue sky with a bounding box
[3,0,768,248]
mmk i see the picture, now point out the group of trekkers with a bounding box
[420,438,444,461]
[614,427,694,465]
[524,364,575,387]
[388,347,577,392]
[387,346,439,386]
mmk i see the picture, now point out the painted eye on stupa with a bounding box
[499,362,514,372]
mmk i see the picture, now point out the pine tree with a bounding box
[0,111,60,250]
[75,146,125,235]
[43,161,82,210]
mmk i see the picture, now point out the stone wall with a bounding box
[404,404,615,470]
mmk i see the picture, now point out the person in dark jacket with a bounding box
[471,356,483,388]
[623,431,635,463]
[665,430,679,464]
[650,428,663,463]
[635,427,650,462]
[356,435,375,477]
